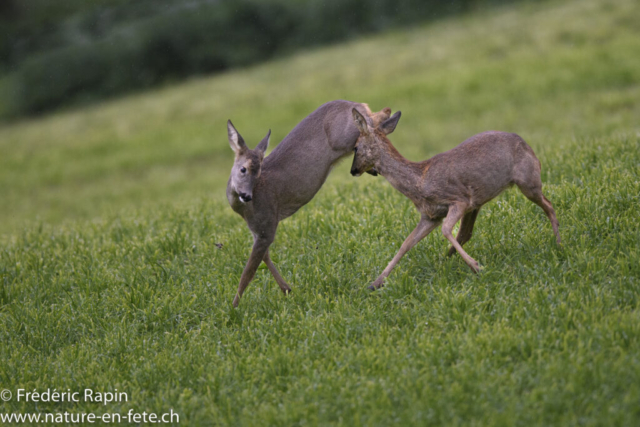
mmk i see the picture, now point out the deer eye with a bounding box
[240,166,247,173]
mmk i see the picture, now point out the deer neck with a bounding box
[375,144,423,197]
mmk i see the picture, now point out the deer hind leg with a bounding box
[515,181,561,245]
[442,203,482,273]
[369,216,440,290]
[447,208,480,257]
[263,249,292,295]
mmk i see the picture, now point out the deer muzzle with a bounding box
[238,192,252,203]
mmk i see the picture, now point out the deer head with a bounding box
[227,120,270,203]
[350,108,401,176]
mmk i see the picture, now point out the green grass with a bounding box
[1,0,640,425]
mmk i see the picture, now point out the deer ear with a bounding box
[227,120,246,154]
[256,129,270,156]
[352,108,370,136]
[379,111,401,135]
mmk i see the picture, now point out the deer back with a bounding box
[422,131,539,208]
[257,100,381,220]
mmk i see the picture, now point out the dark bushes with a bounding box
[5,0,523,117]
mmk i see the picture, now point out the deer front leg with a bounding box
[447,208,480,257]
[442,203,481,273]
[369,216,440,290]
[263,250,292,295]
[233,233,275,307]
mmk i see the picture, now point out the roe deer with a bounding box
[350,108,561,290]
[227,100,392,306]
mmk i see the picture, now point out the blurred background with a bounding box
[0,0,638,236]
[0,0,515,118]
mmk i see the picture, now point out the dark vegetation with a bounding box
[1,0,528,118]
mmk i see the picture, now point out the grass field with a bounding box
[1,0,640,425]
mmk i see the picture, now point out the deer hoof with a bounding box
[469,261,483,274]
[447,246,457,257]
[232,295,240,307]
[368,280,384,291]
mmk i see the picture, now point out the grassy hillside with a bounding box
[1,0,640,425]
[1,0,639,237]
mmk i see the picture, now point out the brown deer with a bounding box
[227,100,392,306]
[350,108,561,290]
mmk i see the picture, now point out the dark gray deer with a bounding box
[350,108,560,289]
[227,100,392,306]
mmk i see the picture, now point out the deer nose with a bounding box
[239,192,252,202]
[350,168,359,176]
